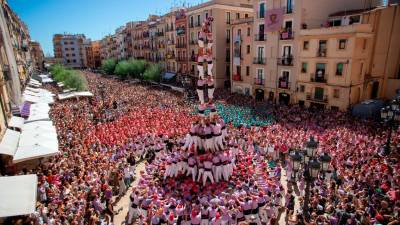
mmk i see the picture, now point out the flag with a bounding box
[265,8,284,32]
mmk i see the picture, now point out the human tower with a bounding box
[163,17,236,186]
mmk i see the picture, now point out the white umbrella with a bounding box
[13,143,59,163]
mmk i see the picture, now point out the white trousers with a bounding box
[222,165,230,181]
[213,165,222,182]
[197,89,205,105]
[186,166,197,181]
[202,171,214,186]
[205,138,214,151]
[183,134,193,150]
[197,168,204,182]
[214,135,224,151]
[128,207,139,224]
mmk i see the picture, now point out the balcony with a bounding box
[166,53,175,59]
[156,32,164,37]
[167,40,175,45]
[232,74,243,81]
[317,48,327,57]
[253,57,266,65]
[277,56,294,66]
[176,57,187,62]
[278,79,290,89]
[254,78,265,85]
[195,22,201,27]
[191,54,197,62]
[306,93,328,103]
[311,73,327,83]
[254,33,266,41]
[176,43,187,48]
[280,31,294,40]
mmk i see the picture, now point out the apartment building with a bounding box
[91,40,101,68]
[297,12,374,111]
[231,17,254,96]
[187,0,254,88]
[165,11,177,73]
[82,39,93,68]
[114,26,126,61]
[0,0,39,136]
[175,9,188,79]
[100,35,112,61]
[155,18,166,69]
[52,34,87,68]
[29,41,45,72]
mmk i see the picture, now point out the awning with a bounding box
[0,129,20,156]
[352,99,384,119]
[8,116,25,129]
[13,143,59,163]
[58,91,94,100]
[0,174,38,217]
[162,72,176,80]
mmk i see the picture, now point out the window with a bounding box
[299,85,305,93]
[286,0,293,13]
[67,59,70,63]
[336,63,344,75]
[65,48,69,51]
[236,13,240,19]
[301,62,308,73]
[71,48,75,51]
[72,53,76,57]
[362,39,367,50]
[226,29,230,41]
[349,15,361,24]
[190,16,194,27]
[246,66,250,76]
[237,29,241,36]
[303,41,309,50]
[70,41,74,45]
[205,12,208,19]
[257,69,264,80]
[245,14,249,18]
[339,39,347,50]
[333,89,340,98]
[236,66,241,76]
[259,3,265,18]
[247,27,251,36]
[73,59,76,63]
[66,53,69,57]
[226,12,231,24]
[226,65,230,77]
[331,106,339,111]
[197,15,201,25]
[247,45,250,54]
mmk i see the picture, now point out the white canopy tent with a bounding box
[8,116,25,129]
[0,129,20,156]
[13,143,59,163]
[58,91,93,100]
[0,174,38,217]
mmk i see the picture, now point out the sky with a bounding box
[8,0,203,56]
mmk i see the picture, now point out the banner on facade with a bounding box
[233,35,241,66]
[265,8,284,32]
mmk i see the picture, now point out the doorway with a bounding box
[371,81,379,99]
[279,93,290,105]
[255,89,264,101]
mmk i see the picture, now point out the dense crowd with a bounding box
[3,72,399,225]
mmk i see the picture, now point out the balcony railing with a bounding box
[167,40,175,45]
[277,56,294,66]
[278,79,290,89]
[190,39,198,45]
[176,43,187,48]
[280,31,294,40]
[232,74,243,81]
[306,93,328,103]
[253,57,266,64]
[176,57,187,62]
[191,54,197,62]
[311,73,327,83]
[254,33,266,41]
[317,49,327,57]
[226,38,231,44]
[226,57,231,62]
[254,78,265,85]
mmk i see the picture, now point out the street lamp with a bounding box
[380,97,400,156]
[289,136,332,221]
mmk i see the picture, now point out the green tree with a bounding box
[114,60,130,79]
[143,64,161,82]
[101,59,117,75]
[130,59,148,79]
